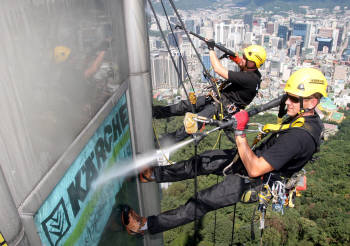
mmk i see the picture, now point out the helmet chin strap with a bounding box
[299,98,304,114]
[299,97,315,115]
[244,60,257,71]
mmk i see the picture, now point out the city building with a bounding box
[266,22,274,35]
[292,22,311,48]
[150,50,180,90]
[316,37,333,53]
[244,13,253,31]
[277,25,289,47]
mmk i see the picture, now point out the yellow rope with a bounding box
[209,75,225,150]
[211,130,223,150]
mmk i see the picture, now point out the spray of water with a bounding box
[91,138,194,189]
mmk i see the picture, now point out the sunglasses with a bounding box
[286,94,313,103]
[286,94,300,103]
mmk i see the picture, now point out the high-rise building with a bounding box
[201,52,215,82]
[200,26,213,40]
[316,37,333,53]
[332,29,339,52]
[185,19,195,33]
[337,26,344,48]
[214,22,231,45]
[341,48,350,63]
[266,22,274,35]
[244,14,253,31]
[347,34,350,49]
[271,37,280,49]
[196,24,200,34]
[168,33,178,47]
[244,32,253,44]
[278,39,283,49]
[289,35,303,47]
[292,23,311,48]
[170,16,178,25]
[255,34,263,46]
[270,59,281,76]
[318,28,333,38]
[168,31,184,47]
[151,50,179,89]
[277,25,288,47]
[295,41,303,57]
[263,35,270,47]
[289,44,296,57]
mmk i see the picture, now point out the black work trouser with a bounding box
[147,149,255,234]
[153,96,218,143]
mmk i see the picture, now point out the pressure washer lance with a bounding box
[175,25,237,59]
[186,95,284,143]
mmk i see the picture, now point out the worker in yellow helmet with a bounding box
[121,68,327,236]
[284,67,327,115]
[152,44,267,144]
[206,43,266,110]
[207,43,266,108]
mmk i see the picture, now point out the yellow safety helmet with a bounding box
[284,68,328,98]
[54,46,71,63]
[243,45,266,68]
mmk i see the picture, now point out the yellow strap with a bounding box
[0,233,5,243]
[262,117,305,134]
[211,130,223,150]
[288,189,295,208]
[189,91,197,105]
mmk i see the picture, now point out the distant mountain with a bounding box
[153,0,350,12]
[236,0,350,9]
[151,0,219,12]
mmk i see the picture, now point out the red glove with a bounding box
[229,55,242,65]
[234,110,249,131]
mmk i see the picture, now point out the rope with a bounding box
[147,0,195,114]
[230,204,237,246]
[194,143,199,245]
[213,175,219,245]
[167,0,218,91]
[212,131,222,245]
[160,0,195,91]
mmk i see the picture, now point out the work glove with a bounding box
[229,55,242,64]
[219,53,230,59]
[206,39,215,50]
[233,110,249,136]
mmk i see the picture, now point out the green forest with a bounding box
[153,109,350,246]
